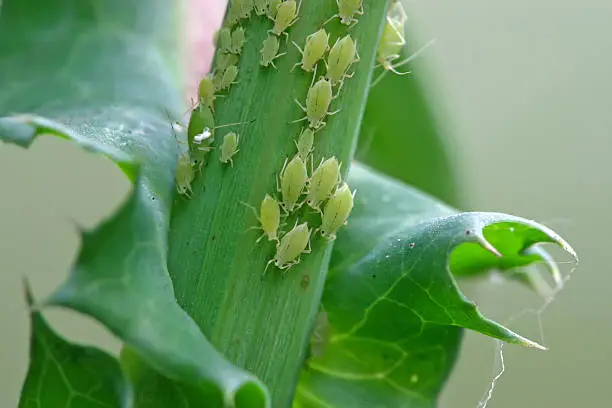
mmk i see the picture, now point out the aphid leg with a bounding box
[304,238,312,254]
[294,98,307,112]
[327,108,341,116]
[370,70,388,88]
[320,14,338,28]
[389,38,437,72]
[263,259,275,277]
[239,200,261,222]
[290,41,304,72]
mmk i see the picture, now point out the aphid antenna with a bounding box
[371,38,437,88]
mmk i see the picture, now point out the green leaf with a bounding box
[20,283,132,408]
[0,0,269,406]
[296,164,576,407]
[358,37,460,206]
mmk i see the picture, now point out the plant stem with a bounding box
[168,1,389,405]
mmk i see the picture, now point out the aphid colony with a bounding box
[180,0,436,274]
[247,3,365,274]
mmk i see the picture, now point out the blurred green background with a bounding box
[1,0,609,407]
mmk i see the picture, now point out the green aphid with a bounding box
[322,0,364,27]
[198,74,216,110]
[215,53,239,78]
[265,221,311,275]
[176,152,195,198]
[305,157,341,211]
[216,27,232,53]
[230,26,246,54]
[291,28,330,72]
[293,73,339,130]
[219,132,240,166]
[319,182,355,241]
[267,0,282,19]
[260,35,286,69]
[243,194,282,243]
[217,65,239,91]
[295,127,315,162]
[325,34,360,86]
[269,0,299,38]
[277,154,308,214]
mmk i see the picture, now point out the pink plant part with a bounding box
[185,0,228,102]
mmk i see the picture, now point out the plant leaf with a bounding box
[20,283,132,408]
[0,0,269,406]
[296,164,576,407]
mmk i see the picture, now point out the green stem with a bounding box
[168,1,389,406]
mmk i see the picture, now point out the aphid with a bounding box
[376,6,406,74]
[267,0,282,19]
[295,127,315,161]
[319,182,355,241]
[187,106,216,170]
[254,0,269,15]
[325,34,359,86]
[226,2,241,25]
[293,74,339,130]
[305,157,341,211]
[291,28,330,72]
[219,132,240,166]
[269,0,300,38]
[217,65,239,91]
[216,27,232,53]
[230,27,246,54]
[277,155,308,213]
[371,1,435,86]
[198,74,216,110]
[214,53,239,77]
[187,106,249,170]
[176,152,195,197]
[260,35,286,69]
[243,194,282,243]
[322,0,364,27]
[265,221,311,274]
[387,0,407,27]
[237,0,254,19]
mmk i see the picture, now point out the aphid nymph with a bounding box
[322,0,364,27]
[267,0,282,19]
[237,0,254,19]
[243,194,282,243]
[176,152,195,197]
[291,28,330,72]
[306,156,341,211]
[371,1,435,87]
[265,221,311,275]
[325,34,360,86]
[269,0,300,38]
[295,127,315,161]
[277,154,308,214]
[218,65,239,91]
[219,132,240,166]
[254,0,269,15]
[198,74,216,110]
[260,35,286,69]
[215,53,239,77]
[319,182,355,241]
[216,27,232,54]
[230,27,246,54]
[293,71,339,130]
